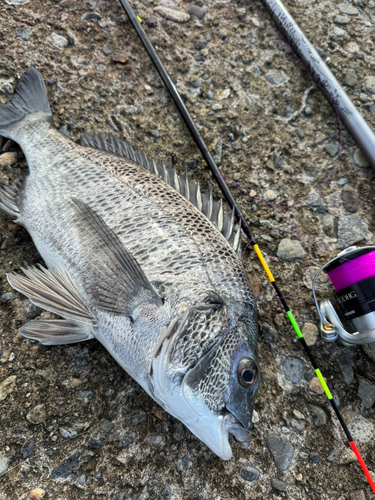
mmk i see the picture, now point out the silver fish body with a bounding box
[0,69,259,459]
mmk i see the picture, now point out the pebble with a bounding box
[302,323,318,346]
[0,451,9,476]
[78,390,93,398]
[271,478,286,491]
[266,434,295,471]
[239,464,260,482]
[365,76,375,94]
[26,404,46,425]
[207,91,213,99]
[139,486,150,500]
[334,15,351,25]
[358,378,375,409]
[309,377,325,395]
[309,405,327,427]
[341,189,358,213]
[21,439,35,459]
[262,324,278,344]
[60,427,78,439]
[283,356,304,383]
[308,452,319,464]
[336,352,354,384]
[149,129,160,138]
[188,5,206,20]
[274,155,284,168]
[0,375,16,401]
[161,490,171,500]
[212,103,223,111]
[49,450,80,479]
[0,152,18,167]
[16,28,30,41]
[252,410,260,423]
[191,78,202,88]
[1,292,14,303]
[263,189,277,201]
[343,69,357,87]
[327,448,340,462]
[101,419,115,432]
[277,238,305,261]
[337,3,358,15]
[337,177,347,186]
[218,88,230,100]
[28,488,46,500]
[307,193,327,213]
[343,411,375,444]
[304,106,312,116]
[74,356,87,368]
[102,42,113,55]
[25,302,43,319]
[353,148,370,167]
[332,26,346,37]
[51,33,68,49]
[348,491,366,500]
[359,93,368,103]
[339,448,357,464]
[96,64,107,72]
[154,6,190,23]
[324,143,339,157]
[274,313,283,326]
[80,11,101,21]
[337,216,367,249]
[265,71,285,85]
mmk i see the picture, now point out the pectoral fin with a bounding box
[19,320,94,345]
[72,198,163,318]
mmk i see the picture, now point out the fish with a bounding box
[0,68,259,460]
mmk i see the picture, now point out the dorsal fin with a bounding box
[80,132,242,253]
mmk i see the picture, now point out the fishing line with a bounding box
[117,0,375,494]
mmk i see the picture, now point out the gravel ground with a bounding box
[0,0,375,499]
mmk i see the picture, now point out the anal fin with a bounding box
[19,320,94,345]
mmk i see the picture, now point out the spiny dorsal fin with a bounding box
[0,176,25,219]
[80,132,242,253]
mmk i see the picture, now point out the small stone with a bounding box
[359,93,368,103]
[51,32,68,48]
[337,216,367,249]
[102,43,113,55]
[139,486,150,500]
[344,69,357,88]
[188,5,206,20]
[365,76,375,94]
[277,238,305,261]
[0,375,16,401]
[337,178,347,186]
[274,155,284,168]
[24,302,43,319]
[304,106,312,116]
[327,448,340,462]
[296,473,303,481]
[341,189,358,213]
[353,148,370,167]
[358,378,375,409]
[338,3,358,15]
[324,143,339,157]
[0,152,18,167]
[88,440,102,450]
[80,11,102,21]
[1,292,14,303]
[212,103,223,111]
[16,28,30,41]
[207,91,213,99]
[77,390,93,398]
[342,410,374,444]
[265,71,285,85]
[263,189,277,201]
[218,88,231,100]
[252,410,260,424]
[307,193,327,213]
[112,54,128,64]
[274,313,283,326]
[71,378,82,388]
[308,452,319,463]
[349,491,366,500]
[74,357,87,368]
[0,451,9,476]
[149,129,160,138]
[26,405,46,425]
[335,15,350,25]
[271,478,286,491]
[60,427,77,439]
[302,323,318,346]
[309,405,327,427]
[266,434,295,471]
[283,356,304,383]
[297,129,305,139]
[309,377,325,395]
[161,490,171,500]
[100,419,115,432]
[191,78,202,88]
[49,450,80,479]
[194,41,207,51]
[332,26,346,37]
[96,64,107,72]
[239,464,259,482]
[336,353,354,384]
[21,439,35,459]
[262,324,278,344]
[131,412,147,427]
[154,6,190,23]
[340,448,357,464]
[28,488,46,500]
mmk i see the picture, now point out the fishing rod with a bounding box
[257,0,375,170]
[117,0,375,494]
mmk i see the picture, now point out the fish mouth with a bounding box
[223,411,250,450]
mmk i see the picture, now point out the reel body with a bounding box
[313,246,375,360]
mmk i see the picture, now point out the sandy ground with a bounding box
[0,0,375,498]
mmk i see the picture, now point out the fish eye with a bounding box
[237,358,258,387]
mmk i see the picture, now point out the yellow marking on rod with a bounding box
[137,15,142,23]
[315,369,332,399]
[253,244,275,282]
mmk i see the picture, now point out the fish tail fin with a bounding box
[0,67,52,136]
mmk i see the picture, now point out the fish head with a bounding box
[151,301,259,460]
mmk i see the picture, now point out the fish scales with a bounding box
[0,68,259,460]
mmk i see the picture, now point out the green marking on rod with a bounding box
[137,15,142,22]
[315,369,333,399]
[286,310,303,338]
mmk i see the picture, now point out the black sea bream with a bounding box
[0,68,259,459]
